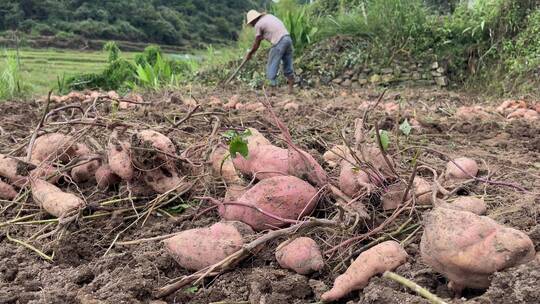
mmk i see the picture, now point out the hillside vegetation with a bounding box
[0,0,264,47]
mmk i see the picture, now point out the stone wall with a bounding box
[298,59,450,88]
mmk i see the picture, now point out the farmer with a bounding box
[245,10,294,94]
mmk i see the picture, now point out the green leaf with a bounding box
[185,286,198,294]
[399,119,412,136]
[222,130,238,139]
[229,137,249,158]
[378,130,390,151]
[166,203,191,214]
[241,128,252,138]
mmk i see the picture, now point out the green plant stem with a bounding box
[383,271,448,304]
[6,232,54,262]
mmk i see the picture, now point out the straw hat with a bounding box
[246,10,265,25]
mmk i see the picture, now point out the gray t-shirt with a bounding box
[255,14,289,45]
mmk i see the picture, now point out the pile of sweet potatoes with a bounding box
[0,128,189,217]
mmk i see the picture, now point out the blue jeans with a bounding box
[267,35,294,86]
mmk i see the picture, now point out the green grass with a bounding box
[0,48,139,96]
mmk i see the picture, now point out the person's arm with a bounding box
[246,35,263,61]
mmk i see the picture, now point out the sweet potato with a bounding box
[445,157,478,181]
[143,166,185,194]
[107,137,134,181]
[71,155,100,183]
[287,148,328,187]
[165,221,253,271]
[245,128,272,150]
[211,146,243,184]
[219,176,319,231]
[323,145,349,168]
[31,179,85,217]
[135,130,176,156]
[31,133,77,163]
[95,164,121,189]
[507,108,539,120]
[339,159,373,197]
[420,208,535,293]
[413,177,432,205]
[0,180,17,200]
[232,144,289,180]
[276,237,324,274]
[439,196,487,215]
[0,154,31,187]
[74,143,91,156]
[30,163,62,184]
[496,99,527,115]
[381,177,432,210]
[321,241,408,302]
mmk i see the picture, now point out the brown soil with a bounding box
[0,85,539,304]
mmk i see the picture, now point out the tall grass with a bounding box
[272,0,319,51]
[0,51,30,100]
[315,0,432,58]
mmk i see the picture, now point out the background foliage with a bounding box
[0,0,264,47]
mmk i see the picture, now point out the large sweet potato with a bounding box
[31,179,85,217]
[134,130,176,156]
[287,148,328,187]
[232,144,289,180]
[143,166,185,194]
[276,237,324,274]
[0,154,31,187]
[0,180,17,200]
[164,221,253,271]
[95,164,121,189]
[438,196,487,215]
[219,176,319,231]
[421,208,535,293]
[321,241,408,302]
[107,138,134,181]
[31,133,77,163]
[71,155,100,183]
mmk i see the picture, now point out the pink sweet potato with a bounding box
[31,133,77,163]
[445,157,478,181]
[321,241,408,302]
[382,177,432,210]
[107,137,134,181]
[165,221,253,271]
[439,196,487,215]
[135,130,176,156]
[232,144,289,180]
[276,237,324,274]
[0,180,17,200]
[143,166,185,194]
[29,163,62,184]
[420,208,535,293]
[507,108,539,120]
[0,154,30,187]
[339,159,373,197]
[71,155,100,183]
[31,179,85,217]
[211,146,243,185]
[287,148,328,187]
[219,176,319,231]
[323,145,349,168]
[95,164,121,189]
